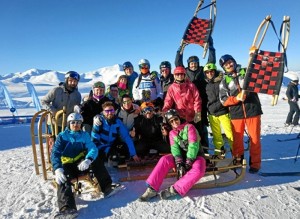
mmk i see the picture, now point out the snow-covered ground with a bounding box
[0,69,300,218]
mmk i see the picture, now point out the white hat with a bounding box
[290,74,299,81]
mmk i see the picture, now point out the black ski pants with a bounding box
[286,101,300,125]
[57,157,106,211]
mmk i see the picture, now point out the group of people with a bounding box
[41,36,265,215]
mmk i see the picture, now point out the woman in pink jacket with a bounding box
[162,66,202,124]
[139,109,206,201]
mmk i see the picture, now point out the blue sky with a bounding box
[0,0,299,75]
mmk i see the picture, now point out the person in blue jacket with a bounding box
[51,113,99,216]
[91,101,141,191]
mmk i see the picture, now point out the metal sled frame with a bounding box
[119,158,246,189]
[30,107,66,180]
[179,0,217,59]
[243,15,290,106]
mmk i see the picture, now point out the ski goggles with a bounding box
[70,120,82,125]
[139,64,149,69]
[104,109,115,114]
[142,107,154,114]
[168,117,179,125]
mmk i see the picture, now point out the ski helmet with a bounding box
[165,109,179,122]
[160,61,171,69]
[65,71,80,81]
[203,63,217,72]
[219,54,237,69]
[290,74,299,82]
[93,81,105,89]
[123,61,133,70]
[140,101,155,111]
[187,56,199,64]
[138,59,150,69]
[67,113,83,123]
[173,66,186,75]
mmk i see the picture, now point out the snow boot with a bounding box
[54,207,78,219]
[139,187,158,202]
[159,186,178,200]
[103,183,123,198]
[249,167,259,174]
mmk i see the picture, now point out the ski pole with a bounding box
[294,141,300,163]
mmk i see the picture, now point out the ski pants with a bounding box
[146,154,206,196]
[231,115,262,169]
[57,157,105,211]
[208,113,233,151]
[286,101,300,125]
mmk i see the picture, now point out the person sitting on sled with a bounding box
[51,112,99,216]
[139,109,206,201]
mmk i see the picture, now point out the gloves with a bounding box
[291,97,297,102]
[193,112,202,123]
[74,105,81,114]
[185,159,194,171]
[236,92,246,102]
[78,159,92,171]
[150,71,158,80]
[93,115,102,126]
[176,162,186,180]
[55,168,67,185]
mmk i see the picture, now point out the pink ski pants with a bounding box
[146,154,206,196]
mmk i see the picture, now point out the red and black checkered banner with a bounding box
[243,49,285,96]
[182,16,212,47]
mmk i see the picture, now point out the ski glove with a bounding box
[55,168,67,185]
[73,105,81,114]
[185,159,194,172]
[93,115,102,126]
[193,112,202,124]
[78,159,92,171]
[291,97,297,102]
[176,162,186,180]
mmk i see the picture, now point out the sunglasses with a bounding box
[104,109,115,114]
[70,121,82,125]
[123,100,132,104]
[169,117,179,124]
[142,107,154,114]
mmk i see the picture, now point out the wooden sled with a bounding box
[179,0,217,59]
[119,157,247,189]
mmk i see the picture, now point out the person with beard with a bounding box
[219,54,263,174]
[132,101,170,157]
[132,59,162,105]
[162,66,203,150]
[80,81,110,134]
[91,101,140,190]
[159,61,174,100]
[204,63,233,157]
[116,94,140,131]
[175,37,216,152]
[41,71,81,134]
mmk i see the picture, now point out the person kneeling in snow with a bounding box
[51,113,100,216]
[139,109,206,201]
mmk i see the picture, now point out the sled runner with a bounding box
[119,157,246,189]
[178,0,217,59]
[242,15,290,106]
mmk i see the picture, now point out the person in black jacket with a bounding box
[285,74,300,126]
[175,37,216,152]
[81,81,110,133]
[131,102,170,157]
[204,63,233,156]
